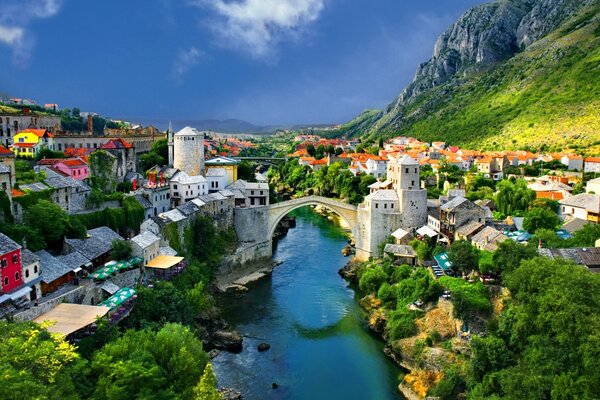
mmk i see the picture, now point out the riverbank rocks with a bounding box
[211,330,243,353]
[208,349,220,359]
[219,388,243,400]
[341,245,353,257]
[338,260,361,280]
[257,342,270,352]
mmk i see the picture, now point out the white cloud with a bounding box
[171,47,204,83]
[0,0,63,65]
[191,0,325,58]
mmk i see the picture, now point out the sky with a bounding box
[0,0,483,126]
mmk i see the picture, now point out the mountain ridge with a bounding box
[334,0,600,154]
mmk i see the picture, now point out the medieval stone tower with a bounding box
[387,155,427,230]
[173,126,205,176]
[167,121,174,167]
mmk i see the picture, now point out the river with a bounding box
[213,206,403,400]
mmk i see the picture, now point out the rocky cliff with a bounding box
[335,0,600,152]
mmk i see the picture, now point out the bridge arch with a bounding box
[268,196,358,239]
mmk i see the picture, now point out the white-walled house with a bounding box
[170,171,208,207]
[130,231,161,266]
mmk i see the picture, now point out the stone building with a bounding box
[226,180,269,208]
[99,138,137,182]
[173,127,205,177]
[387,155,428,230]
[0,113,61,147]
[170,171,208,207]
[130,231,161,266]
[439,196,486,240]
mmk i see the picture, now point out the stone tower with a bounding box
[387,155,427,230]
[167,121,174,167]
[173,126,205,176]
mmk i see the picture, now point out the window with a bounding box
[12,254,17,263]
[415,168,417,173]
[391,204,394,209]
[405,168,408,173]
[34,265,38,273]
[1,259,6,268]
[14,272,19,280]
[411,180,415,187]
[3,277,7,286]
[384,203,387,209]
[25,269,29,278]
[375,203,379,209]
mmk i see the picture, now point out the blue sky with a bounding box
[0,0,482,126]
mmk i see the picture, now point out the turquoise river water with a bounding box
[212,207,404,400]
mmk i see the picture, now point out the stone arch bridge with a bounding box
[268,196,358,238]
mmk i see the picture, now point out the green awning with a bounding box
[90,263,120,280]
[98,287,136,310]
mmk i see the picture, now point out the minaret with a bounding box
[167,121,174,167]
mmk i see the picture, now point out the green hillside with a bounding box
[337,3,600,155]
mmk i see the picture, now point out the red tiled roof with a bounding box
[12,143,35,148]
[310,159,328,165]
[585,157,600,163]
[18,129,54,138]
[100,138,133,149]
[60,158,88,167]
[11,188,25,197]
[39,158,63,166]
[0,146,13,156]
[537,191,565,201]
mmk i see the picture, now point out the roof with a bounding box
[391,228,410,240]
[21,248,39,266]
[395,155,418,166]
[560,193,600,213]
[206,167,227,177]
[100,138,133,149]
[0,146,14,156]
[366,189,398,202]
[12,142,36,148]
[177,201,200,216]
[471,226,508,250]
[456,220,484,237]
[205,156,239,165]
[562,218,590,234]
[171,171,207,184]
[35,250,74,283]
[146,255,185,269]
[17,129,53,138]
[34,303,109,336]
[174,126,203,137]
[226,179,269,191]
[0,232,20,254]
[56,252,92,270]
[58,158,88,168]
[65,227,123,261]
[134,194,153,209]
[0,164,11,174]
[383,244,416,257]
[160,209,187,223]
[440,196,471,212]
[417,225,438,238]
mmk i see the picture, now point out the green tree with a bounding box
[111,239,132,261]
[25,200,70,246]
[448,240,479,275]
[523,207,559,233]
[128,282,194,329]
[358,265,388,293]
[193,363,222,400]
[0,321,80,400]
[491,240,538,278]
[495,179,535,216]
[306,144,316,156]
[237,160,256,182]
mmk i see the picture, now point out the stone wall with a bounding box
[218,240,272,275]
[233,206,269,243]
[109,269,141,288]
[398,189,428,230]
[355,206,403,261]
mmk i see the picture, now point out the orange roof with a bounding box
[300,157,315,162]
[60,158,88,167]
[12,143,35,148]
[310,159,328,165]
[536,191,565,200]
[11,188,25,197]
[100,138,133,149]
[0,146,13,156]
[584,157,600,163]
[18,129,53,138]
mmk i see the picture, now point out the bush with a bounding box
[438,277,491,320]
[387,309,417,340]
[111,239,132,261]
[358,265,388,293]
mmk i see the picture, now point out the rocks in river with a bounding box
[338,260,360,281]
[272,383,279,389]
[273,216,296,239]
[208,349,220,359]
[219,388,243,400]
[211,330,243,353]
[341,245,354,257]
[257,342,270,352]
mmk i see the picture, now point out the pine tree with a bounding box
[194,363,222,400]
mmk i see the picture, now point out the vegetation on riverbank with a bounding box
[345,240,600,399]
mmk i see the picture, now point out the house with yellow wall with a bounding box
[11,129,55,158]
[205,156,239,186]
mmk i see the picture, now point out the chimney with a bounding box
[87,115,93,133]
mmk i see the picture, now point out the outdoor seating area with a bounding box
[145,255,186,281]
[89,257,144,280]
[33,303,110,336]
[433,252,454,278]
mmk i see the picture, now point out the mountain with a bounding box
[336,0,600,154]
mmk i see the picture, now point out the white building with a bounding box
[207,168,229,193]
[21,249,42,301]
[559,193,600,222]
[130,231,161,266]
[586,177,600,194]
[227,180,269,208]
[170,171,208,207]
[173,126,205,177]
[363,190,399,212]
[560,155,584,171]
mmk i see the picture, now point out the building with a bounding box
[226,180,269,208]
[475,155,508,180]
[471,226,508,252]
[387,155,427,229]
[584,157,600,173]
[0,113,61,147]
[173,127,205,177]
[99,138,137,182]
[205,156,239,186]
[130,231,161,266]
[36,250,77,296]
[439,197,486,240]
[586,177,600,194]
[206,168,229,193]
[11,129,55,158]
[39,158,89,180]
[21,249,42,301]
[54,131,163,154]
[170,171,208,207]
[559,193,600,223]
[538,247,600,272]
[383,244,417,265]
[560,155,584,171]
[64,227,124,268]
[0,145,15,183]
[0,164,12,206]
[0,233,23,293]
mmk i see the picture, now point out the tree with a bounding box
[0,321,80,400]
[573,223,600,247]
[448,240,479,274]
[111,239,132,261]
[128,282,194,328]
[194,363,222,400]
[25,200,70,246]
[523,207,559,233]
[358,265,388,293]
[237,161,256,182]
[306,144,316,156]
[495,179,535,216]
[491,240,538,278]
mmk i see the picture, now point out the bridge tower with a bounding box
[388,155,427,231]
